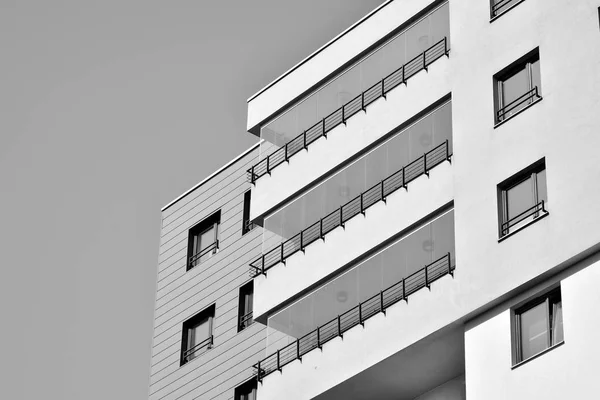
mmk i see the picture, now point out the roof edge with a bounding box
[246,0,395,104]
[161,141,262,212]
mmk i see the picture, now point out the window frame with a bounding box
[234,378,257,400]
[497,158,548,239]
[490,0,526,21]
[512,288,564,365]
[180,305,215,366]
[493,49,542,126]
[238,281,254,332]
[187,210,221,271]
[241,190,254,235]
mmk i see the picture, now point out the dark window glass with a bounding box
[514,289,563,363]
[242,191,254,235]
[187,211,220,270]
[234,379,257,400]
[180,305,215,365]
[238,281,254,332]
[498,159,547,237]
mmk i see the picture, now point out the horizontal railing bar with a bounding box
[248,38,449,184]
[501,200,546,235]
[497,87,540,120]
[182,336,213,359]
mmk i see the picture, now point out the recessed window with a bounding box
[490,0,524,19]
[494,49,542,124]
[187,211,220,270]
[513,288,564,364]
[238,281,254,332]
[234,378,257,400]
[180,305,215,366]
[242,190,255,235]
[498,159,548,238]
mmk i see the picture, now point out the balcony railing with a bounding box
[249,140,451,278]
[239,311,254,331]
[253,253,454,382]
[188,241,219,269]
[181,335,213,365]
[496,86,541,122]
[247,37,450,185]
[501,200,547,237]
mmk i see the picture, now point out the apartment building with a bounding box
[148,144,264,400]
[242,0,600,399]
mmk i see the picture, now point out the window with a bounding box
[498,159,548,238]
[234,379,257,400]
[187,211,220,270]
[513,288,564,364]
[180,305,215,366]
[241,190,255,235]
[490,0,524,19]
[238,281,254,332]
[494,49,542,124]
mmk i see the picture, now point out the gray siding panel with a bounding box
[150,147,266,400]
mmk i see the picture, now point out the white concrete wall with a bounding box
[254,161,453,319]
[250,56,451,220]
[465,259,600,400]
[252,0,600,398]
[246,0,443,132]
[417,375,465,400]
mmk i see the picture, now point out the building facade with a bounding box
[243,0,600,399]
[149,1,600,399]
[149,144,264,400]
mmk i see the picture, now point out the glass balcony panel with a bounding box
[266,211,454,352]
[262,103,452,255]
[259,3,450,150]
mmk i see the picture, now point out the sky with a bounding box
[0,1,385,399]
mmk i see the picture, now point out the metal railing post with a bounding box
[361,92,365,112]
[448,252,453,277]
[261,254,266,276]
[280,243,284,264]
[317,327,321,350]
[320,218,323,240]
[339,206,344,228]
[342,104,346,125]
[359,304,363,326]
[338,315,342,337]
[381,180,385,203]
[297,340,300,360]
[380,291,385,314]
[402,166,407,189]
[402,279,407,302]
[277,350,281,372]
[322,118,326,138]
[423,50,427,71]
[444,36,448,56]
[251,165,255,184]
[360,193,364,215]
[303,130,307,150]
[300,230,304,252]
[381,79,386,99]
[541,199,546,212]
[284,143,288,162]
[266,157,270,175]
[257,361,262,382]
[402,64,406,85]
[424,153,429,176]
[425,262,430,289]
[446,139,451,163]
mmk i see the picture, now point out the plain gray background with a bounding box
[0,1,384,399]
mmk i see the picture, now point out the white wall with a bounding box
[416,375,465,400]
[250,56,451,220]
[465,259,600,400]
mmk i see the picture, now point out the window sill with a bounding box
[512,341,564,369]
[498,211,548,243]
[494,96,542,129]
[490,0,526,23]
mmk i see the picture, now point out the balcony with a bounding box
[249,39,449,185]
[251,102,452,278]
[257,210,455,379]
[250,3,450,185]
